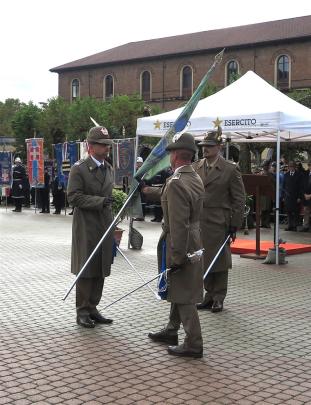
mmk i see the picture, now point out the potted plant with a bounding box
[112,188,128,245]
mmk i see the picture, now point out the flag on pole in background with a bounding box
[26,138,44,187]
[128,49,225,217]
[0,151,13,197]
[135,49,225,182]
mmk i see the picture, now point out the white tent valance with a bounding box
[137,71,311,142]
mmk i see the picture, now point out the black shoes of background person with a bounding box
[167,344,203,358]
[12,209,21,212]
[39,210,50,214]
[89,312,113,324]
[53,211,61,215]
[197,300,223,312]
[76,315,95,328]
[77,312,113,328]
[211,300,223,313]
[151,217,162,222]
[148,329,178,345]
[196,300,213,310]
[285,227,297,231]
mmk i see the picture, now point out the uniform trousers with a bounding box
[76,277,104,316]
[13,198,23,211]
[204,270,228,302]
[166,303,203,350]
[303,206,311,228]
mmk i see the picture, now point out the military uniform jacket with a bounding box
[156,165,205,304]
[67,156,114,279]
[283,171,303,210]
[11,165,27,199]
[192,156,245,273]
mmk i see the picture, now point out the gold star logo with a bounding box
[153,120,161,130]
[212,117,223,128]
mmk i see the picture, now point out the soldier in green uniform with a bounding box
[144,133,205,358]
[67,126,114,328]
[193,129,245,313]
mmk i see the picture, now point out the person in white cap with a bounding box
[11,157,27,212]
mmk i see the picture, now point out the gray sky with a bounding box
[1,0,311,105]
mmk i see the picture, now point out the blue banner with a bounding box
[54,142,79,188]
[0,151,13,186]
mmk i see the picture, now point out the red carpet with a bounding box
[231,239,311,255]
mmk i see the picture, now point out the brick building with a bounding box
[50,15,311,112]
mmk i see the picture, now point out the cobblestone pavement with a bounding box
[0,206,311,405]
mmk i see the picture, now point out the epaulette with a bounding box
[74,159,85,166]
[171,173,181,180]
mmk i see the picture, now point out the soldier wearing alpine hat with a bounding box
[67,126,114,328]
[144,132,205,358]
[193,127,245,313]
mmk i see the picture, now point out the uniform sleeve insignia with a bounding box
[172,173,181,180]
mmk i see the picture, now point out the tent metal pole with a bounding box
[134,135,139,176]
[275,129,281,265]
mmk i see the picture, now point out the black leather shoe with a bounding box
[148,329,178,345]
[76,315,95,328]
[211,301,223,313]
[151,218,162,222]
[12,209,21,212]
[197,300,213,310]
[168,344,203,358]
[90,312,113,324]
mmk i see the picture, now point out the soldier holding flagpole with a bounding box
[143,133,205,358]
[67,126,115,328]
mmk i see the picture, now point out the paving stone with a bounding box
[0,208,311,404]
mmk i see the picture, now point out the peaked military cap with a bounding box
[87,126,113,145]
[166,132,197,154]
[198,128,223,146]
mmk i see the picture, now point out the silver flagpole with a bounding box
[203,235,230,279]
[63,116,144,301]
[103,269,172,311]
[116,246,160,299]
[62,185,140,301]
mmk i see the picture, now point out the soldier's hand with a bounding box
[228,226,237,243]
[170,265,180,273]
[103,196,114,206]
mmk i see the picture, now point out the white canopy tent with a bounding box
[137,71,311,142]
[136,71,311,263]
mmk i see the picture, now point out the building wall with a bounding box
[56,40,311,111]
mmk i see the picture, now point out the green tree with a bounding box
[105,94,145,138]
[11,103,42,158]
[0,98,23,136]
[67,97,108,141]
[287,88,311,108]
[38,97,70,152]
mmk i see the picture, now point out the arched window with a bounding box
[276,55,290,90]
[71,79,80,101]
[104,75,114,100]
[141,71,151,101]
[226,60,239,85]
[181,66,193,99]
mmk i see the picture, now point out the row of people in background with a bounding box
[258,159,311,232]
[8,157,69,215]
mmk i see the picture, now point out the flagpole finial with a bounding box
[215,48,225,64]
